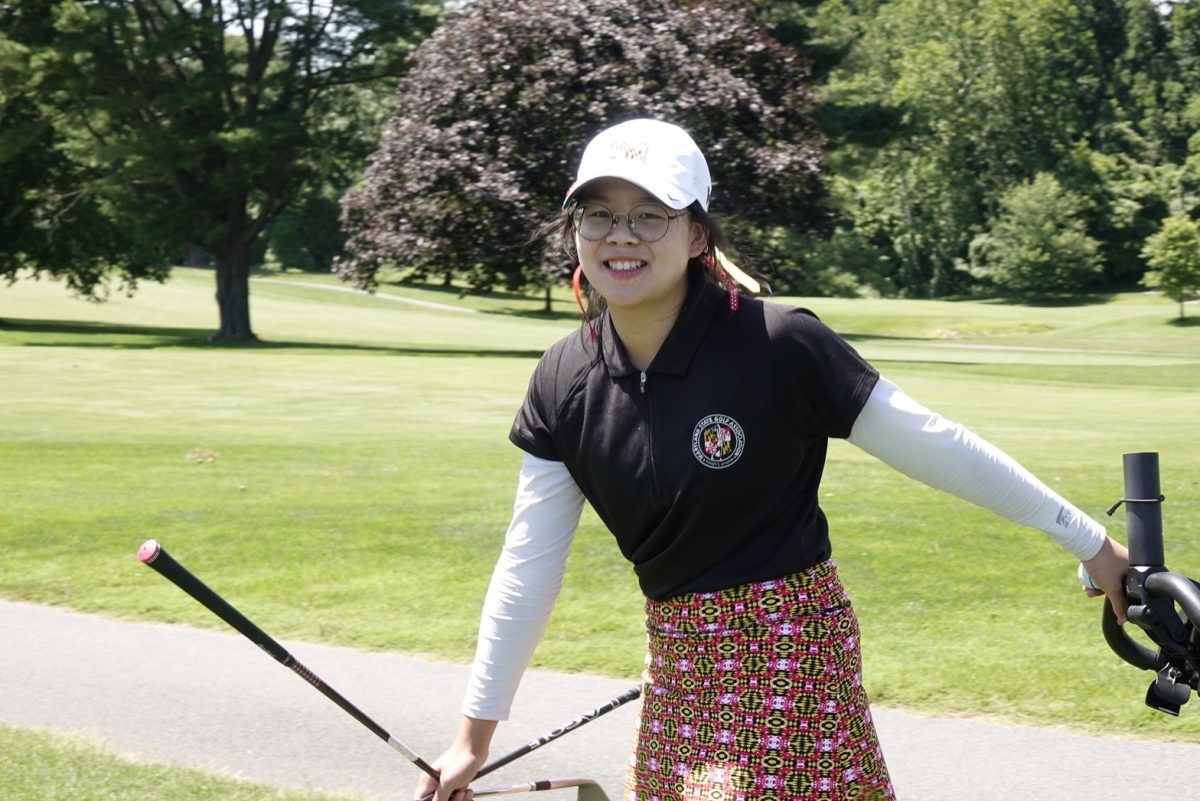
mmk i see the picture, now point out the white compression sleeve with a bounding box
[462,452,585,720]
[847,377,1107,561]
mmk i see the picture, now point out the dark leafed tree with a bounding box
[1,1,433,342]
[337,0,828,304]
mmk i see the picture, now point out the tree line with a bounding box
[769,0,1200,309]
[0,0,433,341]
[3,1,1198,342]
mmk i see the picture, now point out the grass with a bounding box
[1,267,1199,744]
[0,724,362,801]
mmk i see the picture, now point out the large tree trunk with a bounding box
[211,241,257,343]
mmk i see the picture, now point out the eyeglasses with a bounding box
[571,203,686,243]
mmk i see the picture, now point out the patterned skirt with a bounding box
[624,561,893,801]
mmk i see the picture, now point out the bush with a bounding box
[968,173,1102,295]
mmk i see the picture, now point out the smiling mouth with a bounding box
[605,259,647,272]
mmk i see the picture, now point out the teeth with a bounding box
[607,260,644,272]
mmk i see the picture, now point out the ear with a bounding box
[688,220,709,260]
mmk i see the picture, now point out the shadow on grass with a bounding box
[381,279,534,303]
[0,317,212,344]
[952,292,1120,307]
[379,279,582,321]
[492,308,582,322]
[0,318,547,358]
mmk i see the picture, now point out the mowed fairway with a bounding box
[2,268,1198,743]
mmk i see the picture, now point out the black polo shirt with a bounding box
[510,275,879,600]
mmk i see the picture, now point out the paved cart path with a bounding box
[3,600,1199,800]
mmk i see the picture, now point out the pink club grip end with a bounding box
[137,539,161,564]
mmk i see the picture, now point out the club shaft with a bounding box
[137,540,439,780]
[415,685,642,801]
[475,686,641,779]
[474,778,599,798]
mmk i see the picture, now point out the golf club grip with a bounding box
[137,539,440,780]
[474,685,642,779]
[138,539,290,662]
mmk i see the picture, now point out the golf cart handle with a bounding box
[1099,452,1200,715]
[1102,599,1160,671]
[1101,571,1200,671]
[1143,572,1200,634]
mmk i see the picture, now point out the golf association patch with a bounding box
[692,413,745,469]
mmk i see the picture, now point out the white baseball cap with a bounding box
[563,119,712,211]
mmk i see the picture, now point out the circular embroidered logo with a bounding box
[691,414,745,469]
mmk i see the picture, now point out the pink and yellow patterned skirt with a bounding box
[625,561,894,801]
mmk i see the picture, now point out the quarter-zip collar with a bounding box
[600,274,725,379]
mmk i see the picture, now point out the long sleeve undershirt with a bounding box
[461,377,1108,720]
[461,454,585,720]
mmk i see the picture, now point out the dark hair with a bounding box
[537,198,741,325]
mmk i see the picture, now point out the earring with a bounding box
[572,265,597,342]
[572,264,586,318]
[707,251,739,313]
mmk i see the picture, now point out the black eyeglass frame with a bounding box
[570,202,689,243]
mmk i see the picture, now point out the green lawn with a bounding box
[0,725,360,801]
[2,268,1198,743]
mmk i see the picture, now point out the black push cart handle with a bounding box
[1101,600,1160,671]
[1098,452,1200,716]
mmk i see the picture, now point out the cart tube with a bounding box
[1097,452,1200,716]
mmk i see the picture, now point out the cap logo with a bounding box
[606,139,648,163]
[691,414,745,469]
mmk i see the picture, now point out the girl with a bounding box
[415,119,1129,801]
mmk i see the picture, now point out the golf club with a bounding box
[474,778,610,801]
[136,539,440,779]
[476,685,640,779]
[412,690,643,801]
[414,685,641,801]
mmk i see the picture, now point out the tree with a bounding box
[1,1,433,342]
[817,0,1111,296]
[725,0,1200,300]
[337,0,828,301]
[1141,211,1200,318]
[0,6,167,297]
[968,173,1103,295]
[256,80,396,274]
